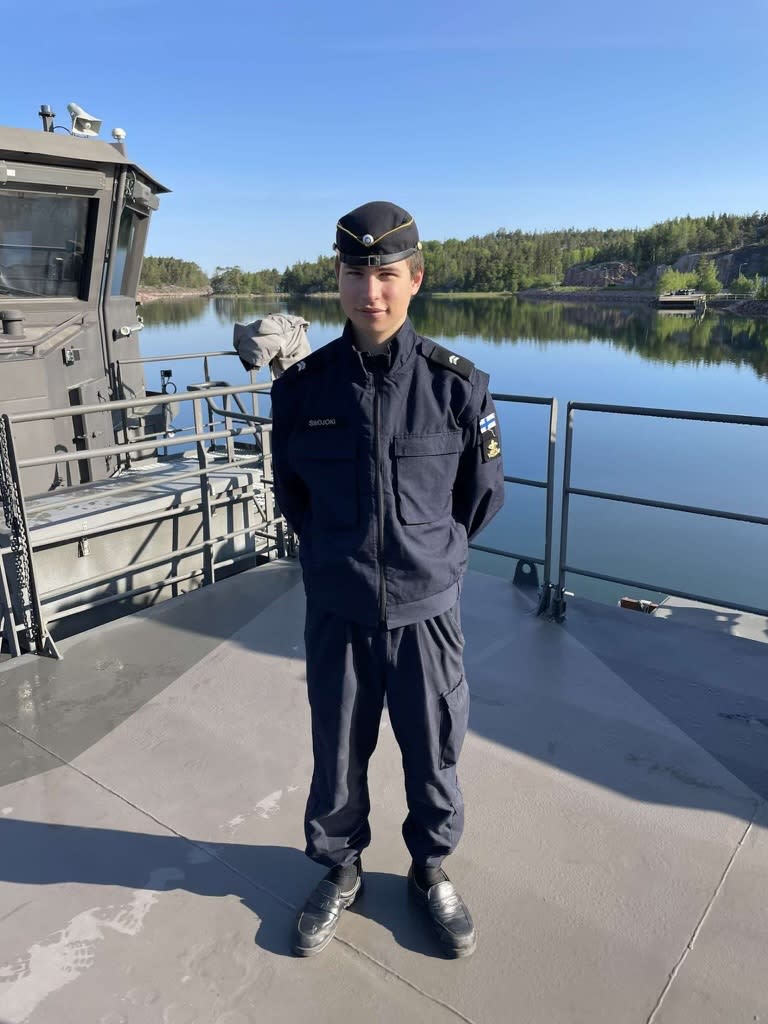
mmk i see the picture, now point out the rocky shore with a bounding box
[518,289,768,318]
[137,286,212,303]
[518,288,655,305]
[724,299,768,318]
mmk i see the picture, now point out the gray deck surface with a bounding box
[1,561,767,1024]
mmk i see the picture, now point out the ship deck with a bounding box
[1,560,767,1023]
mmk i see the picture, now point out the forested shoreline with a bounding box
[141,211,768,297]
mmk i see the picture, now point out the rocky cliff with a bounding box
[671,244,768,284]
[564,244,768,289]
[563,261,640,287]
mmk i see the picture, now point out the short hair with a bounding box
[407,248,425,280]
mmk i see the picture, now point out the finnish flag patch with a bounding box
[479,410,501,462]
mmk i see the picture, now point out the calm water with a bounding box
[140,296,768,612]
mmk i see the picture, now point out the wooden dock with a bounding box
[656,290,707,313]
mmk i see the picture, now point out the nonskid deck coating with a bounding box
[0,561,767,1023]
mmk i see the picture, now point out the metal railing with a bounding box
[117,349,252,391]
[4,381,765,657]
[0,380,285,658]
[550,402,768,620]
[470,394,558,613]
[114,350,267,465]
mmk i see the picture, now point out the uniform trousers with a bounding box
[303,601,470,869]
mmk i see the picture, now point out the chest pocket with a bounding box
[292,432,357,529]
[393,431,462,525]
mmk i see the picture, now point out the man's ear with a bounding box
[334,256,341,283]
[410,268,424,296]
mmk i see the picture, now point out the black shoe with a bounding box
[292,867,363,957]
[408,866,477,958]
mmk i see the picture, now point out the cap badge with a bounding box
[362,234,374,246]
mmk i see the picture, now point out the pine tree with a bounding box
[696,257,722,295]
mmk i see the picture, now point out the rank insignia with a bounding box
[480,412,501,462]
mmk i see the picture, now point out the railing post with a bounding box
[0,415,60,657]
[193,397,215,586]
[114,361,132,471]
[537,397,558,615]
[250,368,259,421]
[552,402,575,622]
[260,425,283,559]
[223,393,235,465]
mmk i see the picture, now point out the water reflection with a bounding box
[276,296,768,378]
[139,294,768,613]
[210,296,287,326]
[138,296,210,327]
[139,295,768,379]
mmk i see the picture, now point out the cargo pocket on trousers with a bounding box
[439,676,469,769]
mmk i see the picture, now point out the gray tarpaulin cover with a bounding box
[233,314,311,379]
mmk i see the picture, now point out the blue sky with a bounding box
[3,0,766,275]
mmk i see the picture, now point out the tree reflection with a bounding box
[210,296,287,326]
[140,296,768,379]
[139,296,210,327]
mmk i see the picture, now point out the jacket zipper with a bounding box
[374,371,386,625]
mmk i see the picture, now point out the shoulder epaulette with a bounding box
[427,343,474,380]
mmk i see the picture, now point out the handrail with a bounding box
[117,352,273,444]
[8,382,268,423]
[117,351,248,365]
[551,401,768,620]
[9,376,763,655]
[469,393,557,611]
[17,428,236,469]
[562,401,768,428]
[0,379,286,658]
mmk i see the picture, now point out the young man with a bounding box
[270,202,504,958]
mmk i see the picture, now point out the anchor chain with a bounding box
[0,416,41,649]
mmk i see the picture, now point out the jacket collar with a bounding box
[343,318,418,379]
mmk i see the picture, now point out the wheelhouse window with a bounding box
[0,191,91,298]
[111,207,141,296]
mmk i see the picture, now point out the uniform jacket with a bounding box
[270,318,505,628]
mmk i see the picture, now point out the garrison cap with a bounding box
[334,201,422,267]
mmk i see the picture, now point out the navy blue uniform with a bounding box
[271,317,504,867]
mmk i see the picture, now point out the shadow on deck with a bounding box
[1,561,766,1023]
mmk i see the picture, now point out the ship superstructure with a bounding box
[1,107,281,658]
[0,112,168,494]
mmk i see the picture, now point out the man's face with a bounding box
[337,259,423,347]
